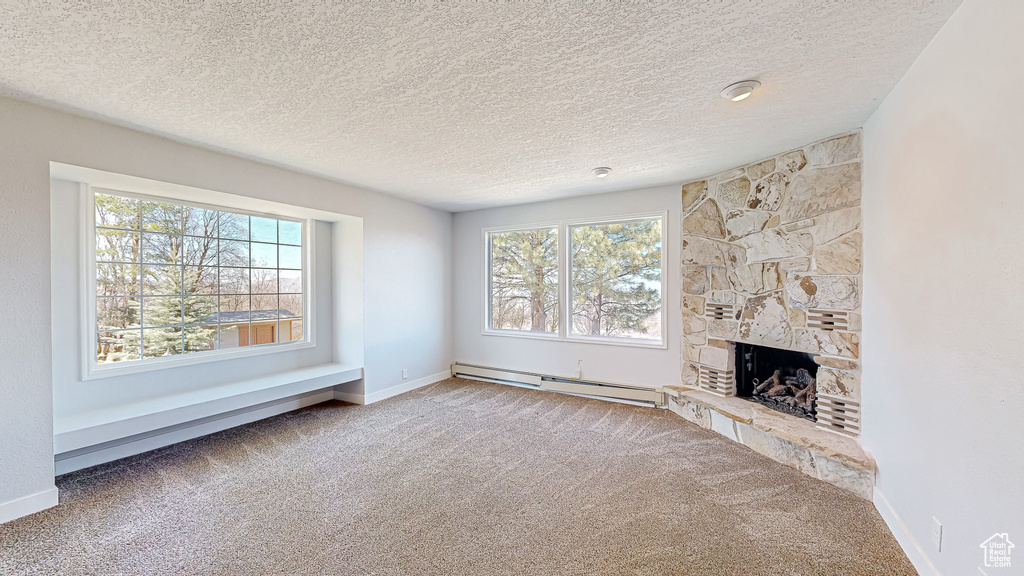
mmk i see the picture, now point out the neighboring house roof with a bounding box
[204,309,298,324]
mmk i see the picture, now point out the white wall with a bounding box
[453,185,681,388]
[0,95,452,516]
[862,1,1024,574]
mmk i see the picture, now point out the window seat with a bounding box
[54,363,362,459]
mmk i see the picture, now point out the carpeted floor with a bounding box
[0,377,914,575]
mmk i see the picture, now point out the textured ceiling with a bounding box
[0,1,961,211]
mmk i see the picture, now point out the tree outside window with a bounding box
[488,227,558,333]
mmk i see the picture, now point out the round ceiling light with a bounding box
[592,167,612,178]
[721,80,761,102]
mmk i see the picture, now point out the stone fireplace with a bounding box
[679,131,863,438]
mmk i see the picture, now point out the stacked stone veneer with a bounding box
[680,131,863,437]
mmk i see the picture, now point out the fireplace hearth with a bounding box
[735,342,818,421]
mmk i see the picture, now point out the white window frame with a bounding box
[482,211,666,349]
[83,185,316,380]
[482,222,562,341]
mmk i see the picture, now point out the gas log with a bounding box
[751,368,816,410]
[735,342,819,421]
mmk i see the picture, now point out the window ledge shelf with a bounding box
[54,362,362,455]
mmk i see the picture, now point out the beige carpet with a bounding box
[0,377,914,575]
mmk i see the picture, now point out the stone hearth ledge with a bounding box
[663,386,874,499]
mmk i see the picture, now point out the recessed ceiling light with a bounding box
[592,167,612,178]
[721,80,761,102]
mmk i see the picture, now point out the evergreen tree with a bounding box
[570,221,661,337]
[490,229,558,332]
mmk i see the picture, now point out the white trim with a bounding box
[334,370,451,405]
[0,487,59,525]
[874,487,941,576]
[54,390,337,475]
[482,222,561,337]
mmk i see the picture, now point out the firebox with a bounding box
[734,342,818,421]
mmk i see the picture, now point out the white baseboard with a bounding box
[335,371,450,405]
[0,486,59,525]
[874,487,940,576]
[55,389,336,475]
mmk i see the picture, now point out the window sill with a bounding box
[481,329,560,342]
[482,329,667,349]
[563,335,667,350]
[84,339,316,381]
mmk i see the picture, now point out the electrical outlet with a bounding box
[402,369,408,380]
[931,517,942,552]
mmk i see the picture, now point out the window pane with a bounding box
[183,235,218,268]
[96,229,139,263]
[97,297,141,330]
[251,294,278,320]
[98,330,141,363]
[219,240,249,267]
[142,232,182,264]
[279,294,302,318]
[279,245,302,270]
[184,266,217,295]
[143,265,182,296]
[570,219,662,340]
[488,228,558,332]
[250,217,277,243]
[183,207,219,238]
[279,221,302,246]
[184,325,217,352]
[279,269,302,293]
[143,297,183,327]
[143,328,183,358]
[219,267,250,294]
[140,201,184,235]
[219,295,250,323]
[95,194,140,229]
[217,324,242,349]
[251,269,278,294]
[251,242,277,268]
[249,322,279,346]
[219,213,249,240]
[184,296,217,326]
[283,318,303,342]
[97,263,140,296]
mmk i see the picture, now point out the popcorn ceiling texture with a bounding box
[0,1,960,211]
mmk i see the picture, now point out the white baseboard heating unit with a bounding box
[451,362,666,406]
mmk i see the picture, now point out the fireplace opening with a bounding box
[734,342,817,421]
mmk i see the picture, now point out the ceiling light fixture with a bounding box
[721,80,761,102]
[592,167,612,178]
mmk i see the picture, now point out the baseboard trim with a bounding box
[54,389,336,475]
[0,486,59,525]
[874,487,940,576]
[335,371,450,405]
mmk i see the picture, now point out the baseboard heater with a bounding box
[451,362,666,406]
